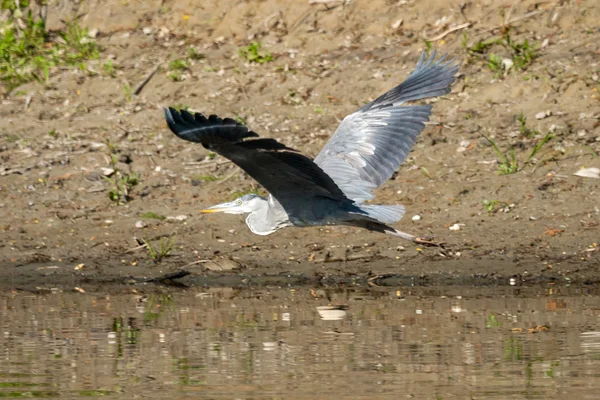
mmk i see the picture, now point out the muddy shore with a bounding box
[1,0,599,290]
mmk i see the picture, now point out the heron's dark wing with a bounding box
[164,108,349,214]
[314,51,459,202]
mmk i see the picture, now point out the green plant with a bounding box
[141,211,166,220]
[234,114,247,125]
[103,60,116,77]
[517,112,531,136]
[1,0,30,11]
[238,42,273,64]
[482,199,500,213]
[122,83,132,101]
[462,34,499,55]
[3,133,20,142]
[58,19,99,65]
[168,58,189,81]
[171,103,190,112]
[103,139,140,204]
[503,33,536,70]
[488,53,503,78]
[486,314,502,328]
[0,10,99,91]
[423,39,433,54]
[192,174,219,182]
[187,47,204,60]
[463,30,537,77]
[48,129,58,138]
[142,236,175,263]
[481,132,553,175]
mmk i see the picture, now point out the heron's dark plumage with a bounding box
[164,107,258,145]
[164,107,349,219]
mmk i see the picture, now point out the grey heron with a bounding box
[164,51,458,246]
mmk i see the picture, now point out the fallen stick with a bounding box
[424,22,471,42]
[134,64,160,96]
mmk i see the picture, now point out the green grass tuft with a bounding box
[141,211,166,220]
[0,10,99,91]
[239,42,273,64]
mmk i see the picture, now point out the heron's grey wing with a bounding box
[314,51,459,203]
[164,108,349,215]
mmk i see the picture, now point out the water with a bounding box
[1,286,600,399]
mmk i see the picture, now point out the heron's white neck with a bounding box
[245,196,289,235]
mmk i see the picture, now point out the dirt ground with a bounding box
[0,0,599,289]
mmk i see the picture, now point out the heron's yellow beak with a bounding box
[200,200,245,215]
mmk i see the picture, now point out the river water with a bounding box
[1,285,599,399]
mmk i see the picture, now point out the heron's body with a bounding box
[164,51,458,245]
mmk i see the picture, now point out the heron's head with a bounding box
[200,194,265,215]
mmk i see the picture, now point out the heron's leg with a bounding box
[390,229,445,247]
[356,221,445,247]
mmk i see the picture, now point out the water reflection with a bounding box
[0,286,599,398]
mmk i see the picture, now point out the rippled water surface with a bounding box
[1,286,600,399]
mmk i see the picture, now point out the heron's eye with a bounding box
[237,199,242,206]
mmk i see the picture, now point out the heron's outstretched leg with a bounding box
[386,228,445,248]
[354,221,445,247]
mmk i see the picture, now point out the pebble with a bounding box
[85,171,103,181]
[135,220,147,229]
[166,215,188,222]
[449,223,463,231]
[535,110,552,120]
[100,167,115,176]
[90,142,106,150]
[142,27,153,35]
[88,28,99,38]
[118,154,133,164]
[412,215,421,221]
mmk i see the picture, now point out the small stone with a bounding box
[88,28,99,38]
[449,223,463,231]
[135,220,147,229]
[90,142,106,150]
[412,215,421,221]
[166,215,188,222]
[100,167,115,176]
[142,27,153,35]
[535,110,551,120]
[85,171,103,181]
[118,154,132,164]
[529,216,537,221]
[391,18,403,29]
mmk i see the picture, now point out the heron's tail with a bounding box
[352,204,405,225]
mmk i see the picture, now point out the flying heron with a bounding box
[164,51,458,246]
